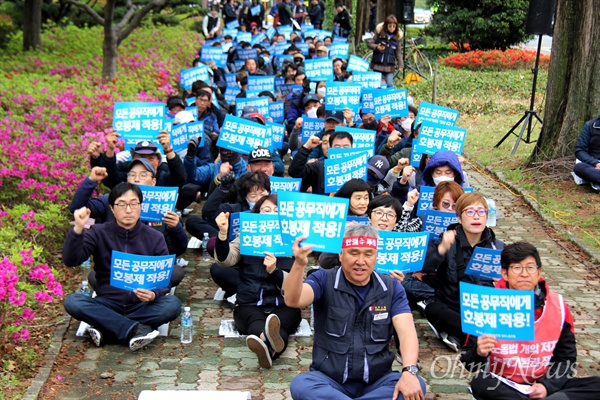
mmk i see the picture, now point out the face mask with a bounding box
[317,87,326,97]
[401,118,414,132]
[306,107,318,118]
[433,175,454,186]
[246,199,256,209]
[363,121,379,131]
[262,56,271,64]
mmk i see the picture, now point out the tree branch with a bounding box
[118,0,137,28]
[117,0,167,44]
[63,0,104,25]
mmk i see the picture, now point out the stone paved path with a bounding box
[38,162,600,400]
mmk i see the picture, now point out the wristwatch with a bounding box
[402,365,419,375]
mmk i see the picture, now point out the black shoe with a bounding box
[187,136,199,157]
[89,327,103,347]
[128,324,159,352]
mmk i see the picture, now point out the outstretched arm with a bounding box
[283,236,315,308]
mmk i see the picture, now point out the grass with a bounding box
[402,63,600,254]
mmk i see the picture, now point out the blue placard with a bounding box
[360,88,391,113]
[225,73,237,88]
[347,55,370,72]
[186,121,205,143]
[334,127,375,157]
[333,36,348,43]
[186,97,196,106]
[138,185,178,222]
[234,59,246,71]
[465,247,503,280]
[266,121,285,150]
[248,75,275,92]
[304,58,334,82]
[270,176,302,193]
[180,66,210,90]
[410,143,421,168]
[274,42,289,56]
[226,19,240,29]
[274,77,286,92]
[352,71,383,89]
[113,102,166,150]
[223,28,238,38]
[252,33,267,46]
[460,282,534,341]
[373,89,409,119]
[229,211,242,240]
[303,29,320,39]
[216,114,272,155]
[268,101,285,123]
[239,213,292,257]
[185,105,198,120]
[266,26,276,40]
[328,43,349,59]
[277,192,348,252]
[301,117,325,141]
[414,121,467,155]
[422,210,459,240]
[250,4,261,16]
[200,47,227,68]
[110,251,175,291]
[416,102,460,127]
[346,216,369,224]
[300,23,314,31]
[275,55,293,70]
[237,48,258,60]
[245,89,262,98]
[235,96,270,117]
[375,231,429,274]
[296,42,309,55]
[170,123,189,154]
[316,30,332,41]
[324,82,362,113]
[224,86,241,104]
[278,26,293,40]
[324,150,369,193]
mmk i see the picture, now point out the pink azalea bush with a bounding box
[0,21,200,357]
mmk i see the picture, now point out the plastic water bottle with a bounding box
[180,307,193,344]
[486,198,497,227]
[201,232,210,262]
[81,258,91,281]
[79,280,91,296]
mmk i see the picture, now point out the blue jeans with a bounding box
[383,72,395,88]
[290,370,426,400]
[64,293,181,344]
[574,162,600,184]
[401,275,435,303]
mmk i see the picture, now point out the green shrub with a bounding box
[152,12,181,26]
[0,13,15,49]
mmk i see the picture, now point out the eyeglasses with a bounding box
[440,200,456,211]
[372,209,397,220]
[127,172,152,179]
[259,206,278,213]
[196,98,210,103]
[509,265,539,274]
[114,201,141,210]
[462,208,487,217]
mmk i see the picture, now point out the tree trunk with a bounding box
[353,0,367,45]
[529,0,600,163]
[23,0,42,50]
[377,0,397,26]
[102,1,118,79]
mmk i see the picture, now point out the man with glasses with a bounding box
[461,241,600,399]
[63,183,182,351]
[422,192,504,352]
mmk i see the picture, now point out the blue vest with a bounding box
[311,267,395,384]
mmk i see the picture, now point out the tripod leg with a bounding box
[495,113,528,148]
[511,113,532,155]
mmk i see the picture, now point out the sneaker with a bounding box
[89,327,103,347]
[128,324,159,352]
[427,321,442,339]
[416,298,434,317]
[265,314,284,353]
[441,332,461,353]
[246,334,272,368]
[591,183,600,192]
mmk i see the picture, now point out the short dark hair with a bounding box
[108,182,143,206]
[237,171,271,198]
[367,195,402,223]
[334,179,372,201]
[500,241,542,270]
[195,89,211,99]
[191,80,209,94]
[251,194,278,213]
[408,105,418,116]
[258,90,276,101]
[329,131,353,146]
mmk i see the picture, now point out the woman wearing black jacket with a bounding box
[368,14,404,87]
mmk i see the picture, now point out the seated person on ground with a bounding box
[573,115,600,191]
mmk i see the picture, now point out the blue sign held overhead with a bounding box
[460,282,535,341]
[373,89,409,119]
[110,251,175,292]
[324,82,362,113]
[250,4,261,16]
[223,28,238,38]
[266,121,285,150]
[266,26,276,40]
[248,75,275,92]
[237,47,258,60]
[465,247,503,280]
[239,213,293,257]
[347,55,370,72]
[414,121,467,155]
[200,47,226,68]
[270,176,302,193]
[416,102,460,127]
[228,211,243,241]
[352,71,383,89]
[324,150,370,193]
[138,185,178,223]
[375,231,429,274]
[235,97,270,118]
[296,42,309,55]
[304,58,334,82]
[226,19,240,29]
[251,33,267,46]
[346,216,369,225]
[224,86,241,104]
[274,42,289,56]
[334,126,375,157]
[277,192,349,252]
[180,66,210,90]
[422,210,459,240]
[328,43,350,59]
[301,117,325,141]
[216,114,272,155]
[268,101,285,124]
[113,102,166,150]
